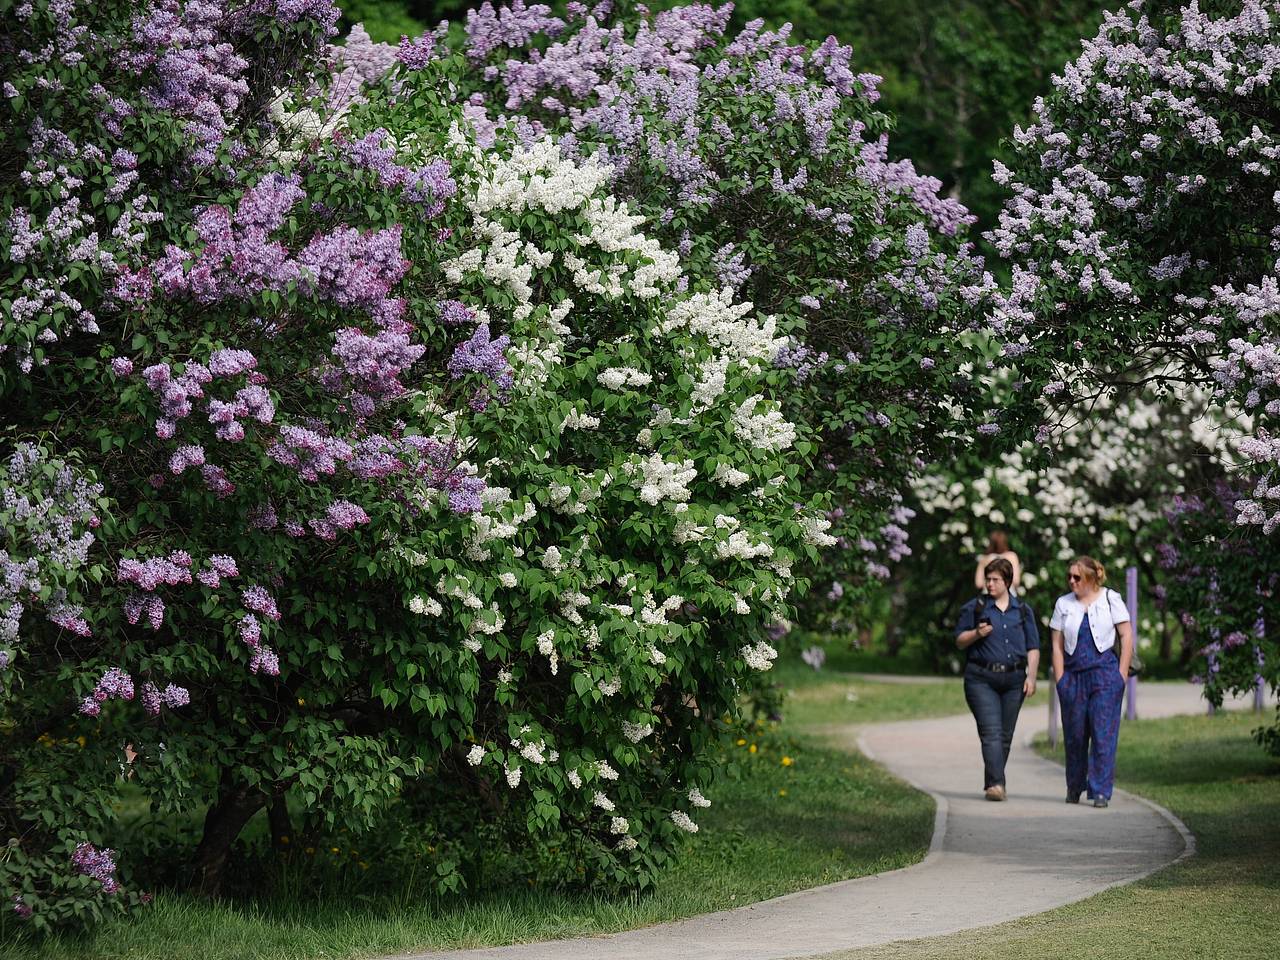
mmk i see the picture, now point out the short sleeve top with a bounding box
[955,594,1040,665]
[1049,590,1130,655]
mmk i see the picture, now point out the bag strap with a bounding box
[1104,589,1127,658]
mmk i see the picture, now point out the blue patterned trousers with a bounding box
[1056,666,1124,800]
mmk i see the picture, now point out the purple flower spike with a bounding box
[398,34,437,69]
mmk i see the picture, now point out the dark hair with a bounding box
[984,557,1014,587]
[988,530,1010,553]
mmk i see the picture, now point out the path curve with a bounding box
[400,683,1268,960]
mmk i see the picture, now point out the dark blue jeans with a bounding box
[963,663,1027,789]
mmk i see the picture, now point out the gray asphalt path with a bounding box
[398,681,1268,960]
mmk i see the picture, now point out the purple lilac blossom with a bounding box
[71,842,120,893]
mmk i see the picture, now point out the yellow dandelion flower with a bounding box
[780,756,793,767]
[748,743,757,754]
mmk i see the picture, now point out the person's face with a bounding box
[1068,565,1091,598]
[985,573,1009,600]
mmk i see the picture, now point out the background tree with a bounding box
[988,0,1280,739]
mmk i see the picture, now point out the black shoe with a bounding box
[1093,797,1109,808]
[1066,793,1081,804]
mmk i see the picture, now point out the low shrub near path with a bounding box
[0,678,954,959]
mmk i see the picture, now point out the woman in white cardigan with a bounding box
[1049,556,1134,807]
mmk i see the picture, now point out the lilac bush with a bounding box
[989,0,1280,732]
[1,0,831,930]
[1155,484,1280,751]
[444,1,999,621]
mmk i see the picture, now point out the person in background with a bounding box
[955,557,1040,801]
[1049,556,1134,808]
[975,529,1021,595]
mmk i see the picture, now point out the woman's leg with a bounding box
[1086,668,1125,800]
[997,672,1027,772]
[1057,672,1088,799]
[964,668,1007,789]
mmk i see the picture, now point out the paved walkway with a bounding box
[401,682,1269,960]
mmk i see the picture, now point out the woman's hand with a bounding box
[975,622,994,639]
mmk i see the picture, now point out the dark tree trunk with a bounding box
[885,578,908,656]
[191,782,265,898]
[268,795,293,853]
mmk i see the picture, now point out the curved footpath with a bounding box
[402,683,1268,960]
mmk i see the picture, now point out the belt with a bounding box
[969,658,1027,673]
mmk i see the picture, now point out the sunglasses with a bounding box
[1067,573,1084,583]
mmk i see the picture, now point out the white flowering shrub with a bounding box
[382,122,822,883]
[902,388,1242,663]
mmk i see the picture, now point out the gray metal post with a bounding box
[1125,566,1138,721]
[1048,678,1060,748]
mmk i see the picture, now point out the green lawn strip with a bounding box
[2,678,951,960]
[777,665,968,730]
[824,709,1280,960]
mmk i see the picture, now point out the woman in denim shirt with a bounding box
[955,557,1041,801]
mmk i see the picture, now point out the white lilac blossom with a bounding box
[625,454,697,506]
[670,810,699,833]
[731,395,797,451]
[621,721,653,742]
[591,791,615,811]
[740,640,779,671]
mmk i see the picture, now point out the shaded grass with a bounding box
[1,674,958,960]
[828,709,1280,960]
[775,662,968,730]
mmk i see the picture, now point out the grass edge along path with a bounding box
[824,708,1280,960]
[0,673,965,960]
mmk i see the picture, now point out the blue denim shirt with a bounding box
[956,594,1041,665]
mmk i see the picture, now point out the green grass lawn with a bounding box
[1,666,963,960]
[828,709,1280,960]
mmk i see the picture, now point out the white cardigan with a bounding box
[1049,590,1130,656]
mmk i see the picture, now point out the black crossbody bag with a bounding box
[1103,588,1143,677]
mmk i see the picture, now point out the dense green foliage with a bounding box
[0,676,954,956]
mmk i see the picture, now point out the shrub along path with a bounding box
[405,682,1267,960]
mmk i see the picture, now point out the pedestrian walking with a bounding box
[955,557,1040,800]
[1049,556,1135,808]
[974,529,1022,595]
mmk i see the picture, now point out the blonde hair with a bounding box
[1071,555,1107,587]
